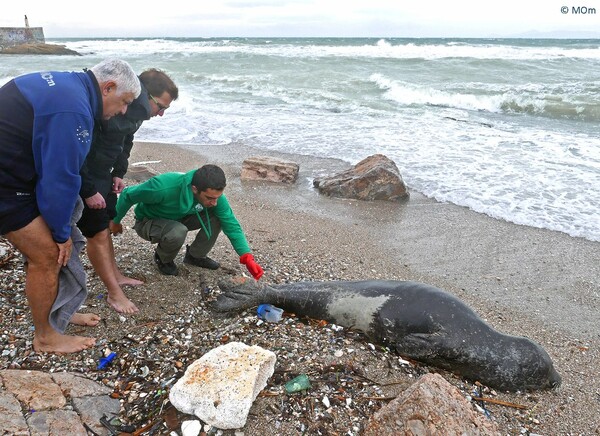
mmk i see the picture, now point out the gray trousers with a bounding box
[133,213,221,262]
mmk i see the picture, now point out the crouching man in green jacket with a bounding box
[109,164,263,279]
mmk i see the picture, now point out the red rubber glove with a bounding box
[240,253,264,280]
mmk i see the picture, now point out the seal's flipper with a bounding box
[217,276,258,292]
[395,332,452,361]
[212,291,260,312]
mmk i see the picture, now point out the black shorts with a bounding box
[76,192,118,238]
[0,191,39,235]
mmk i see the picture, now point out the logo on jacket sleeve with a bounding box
[76,126,91,145]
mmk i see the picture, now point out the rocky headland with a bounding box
[0,42,80,55]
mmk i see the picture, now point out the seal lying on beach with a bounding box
[213,278,561,392]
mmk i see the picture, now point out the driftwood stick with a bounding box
[472,396,528,410]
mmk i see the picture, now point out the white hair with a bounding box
[90,59,141,98]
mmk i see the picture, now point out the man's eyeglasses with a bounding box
[149,94,169,112]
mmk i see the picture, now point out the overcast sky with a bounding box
[1,0,598,38]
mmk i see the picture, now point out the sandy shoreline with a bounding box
[125,140,599,434]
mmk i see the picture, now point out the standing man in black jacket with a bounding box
[77,68,178,313]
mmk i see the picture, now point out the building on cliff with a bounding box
[0,15,45,49]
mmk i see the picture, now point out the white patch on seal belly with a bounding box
[326,294,390,333]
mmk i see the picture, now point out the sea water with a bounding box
[1,37,598,241]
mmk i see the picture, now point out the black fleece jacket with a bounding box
[79,83,152,199]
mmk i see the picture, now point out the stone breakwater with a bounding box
[0,26,75,55]
[0,27,44,48]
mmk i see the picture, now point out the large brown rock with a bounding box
[0,369,121,435]
[313,154,409,201]
[1,370,66,411]
[241,156,299,184]
[0,42,80,55]
[363,373,500,435]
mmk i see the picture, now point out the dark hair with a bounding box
[192,165,227,192]
[139,68,179,100]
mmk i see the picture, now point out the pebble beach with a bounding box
[1,140,599,435]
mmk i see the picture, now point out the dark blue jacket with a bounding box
[0,70,101,242]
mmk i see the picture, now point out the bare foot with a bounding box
[107,290,139,314]
[33,333,96,354]
[71,312,101,326]
[117,275,144,287]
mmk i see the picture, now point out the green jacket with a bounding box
[113,170,251,255]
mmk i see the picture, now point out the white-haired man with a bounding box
[0,59,140,354]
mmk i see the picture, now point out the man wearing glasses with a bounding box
[77,68,178,314]
[149,93,169,113]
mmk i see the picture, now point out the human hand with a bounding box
[56,238,73,266]
[239,253,264,280]
[109,220,123,235]
[85,192,106,209]
[112,177,125,193]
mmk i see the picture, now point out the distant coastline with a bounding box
[509,30,600,39]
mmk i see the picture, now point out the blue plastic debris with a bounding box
[97,352,117,370]
[257,304,283,322]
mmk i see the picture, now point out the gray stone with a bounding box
[169,342,276,430]
[51,372,112,398]
[241,156,299,184]
[363,373,500,435]
[313,154,409,201]
[27,409,87,436]
[0,390,29,435]
[72,395,121,436]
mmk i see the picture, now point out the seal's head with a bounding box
[495,336,561,391]
[521,345,562,391]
